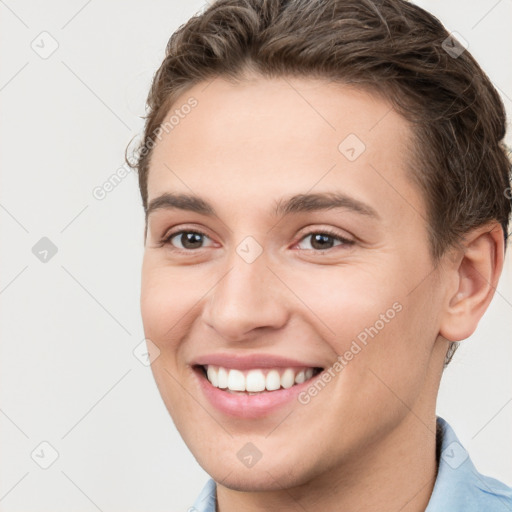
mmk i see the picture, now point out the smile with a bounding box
[200,365,323,394]
[192,361,325,419]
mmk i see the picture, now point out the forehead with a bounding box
[147,76,421,223]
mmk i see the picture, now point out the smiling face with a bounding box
[140,75,451,493]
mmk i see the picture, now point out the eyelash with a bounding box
[160,227,354,253]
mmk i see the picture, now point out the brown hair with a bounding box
[127,0,511,362]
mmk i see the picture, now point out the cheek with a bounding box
[288,263,402,348]
[140,262,206,346]
[140,265,202,421]
[335,287,440,424]
[140,280,176,350]
[293,265,436,402]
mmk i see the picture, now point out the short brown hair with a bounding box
[128,0,511,365]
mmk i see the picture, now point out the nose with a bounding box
[201,249,290,342]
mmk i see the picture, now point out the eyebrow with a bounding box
[146,191,379,221]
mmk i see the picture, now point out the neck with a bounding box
[216,412,439,512]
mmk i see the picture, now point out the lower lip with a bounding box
[194,367,320,419]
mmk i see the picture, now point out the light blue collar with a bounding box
[190,417,512,511]
[426,416,512,511]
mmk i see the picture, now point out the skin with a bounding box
[140,75,504,511]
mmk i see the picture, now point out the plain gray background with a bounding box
[1,1,511,510]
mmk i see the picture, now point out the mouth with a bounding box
[194,364,324,395]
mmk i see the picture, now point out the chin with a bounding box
[199,453,318,493]
[213,471,299,493]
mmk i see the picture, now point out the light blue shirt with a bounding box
[189,417,512,511]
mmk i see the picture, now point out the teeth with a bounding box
[207,365,218,387]
[218,367,228,389]
[294,370,305,384]
[203,365,320,392]
[281,368,295,389]
[246,369,266,392]
[265,369,281,391]
[227,369,245,391]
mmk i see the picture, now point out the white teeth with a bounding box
[246,369,266,392]
[203,365,319,392]
[266,369,281,391]
[281,368,295,389]
[294,370,305,384]
[207,365,218,387]
[227,369,245,391]
[217,367,228,389]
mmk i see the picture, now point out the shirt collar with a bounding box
[190,416,512,512]
[426,416,512,511]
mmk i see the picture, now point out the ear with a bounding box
[439,222,505,342]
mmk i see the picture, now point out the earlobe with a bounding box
[439,222,504,342]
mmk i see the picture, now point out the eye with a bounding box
[296,230,354,251]
[162,230,215,251]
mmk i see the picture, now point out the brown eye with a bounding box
[297,231,353,251]
[164,231,213,250]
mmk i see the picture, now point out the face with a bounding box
[140,76,449,492]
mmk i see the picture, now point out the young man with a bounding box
[131,0,512,510]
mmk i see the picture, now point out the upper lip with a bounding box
[191,353,324,370]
